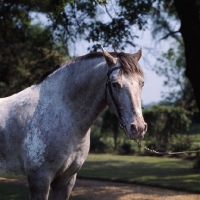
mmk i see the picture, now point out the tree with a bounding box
[0,1,68,97]
[52,0,200,114]
[37,0,154,51]
[154,40,198,114]
[101,109,122,150]
[150,1,200,111]
[173,0,200,112]
[2,0,200,114]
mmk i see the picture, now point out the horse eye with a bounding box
[141,82,144,87]
[112,82,120,89]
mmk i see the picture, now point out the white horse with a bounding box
[0,47,147,200]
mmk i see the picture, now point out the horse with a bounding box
[0,47,147,200]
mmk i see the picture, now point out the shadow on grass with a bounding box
[0,180,87,200]
[69,196,88,200]
[78,159,200,193]
[0,181,28,200]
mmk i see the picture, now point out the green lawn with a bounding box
[78,154,200,193]
[0,179,85,200]
[0,181,28,200]
[0,154,200,199]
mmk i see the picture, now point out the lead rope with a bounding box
[133,139,200,155]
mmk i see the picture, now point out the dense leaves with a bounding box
[45,0,155,51]
[144,106,193,152]
[155,41,198,113]
[1,0,200,109]
[101,109,122,150]
[151,0,200,113]
[0,1,68,97]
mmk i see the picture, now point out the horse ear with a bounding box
[134,48,142,61]
[101,46,117,68]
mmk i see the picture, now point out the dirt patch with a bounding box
[71,178,200,200]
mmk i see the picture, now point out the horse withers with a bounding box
[0,47,147,200]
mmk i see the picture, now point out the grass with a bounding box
[0,179,86,200]
[0,172,29,200]
[0,154,200,199]
[78,154,200,193]
[0,180,28,200]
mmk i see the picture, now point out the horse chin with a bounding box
[125,121,147,140]
[126,128,146,140]
[127,133,145,140]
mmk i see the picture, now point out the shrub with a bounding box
[143,106,192,152]
[169,135,193,152]
[90,124,106,153]
[193,156,200,171]
[120,142,134,154]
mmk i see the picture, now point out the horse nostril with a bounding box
[131,124,137,134]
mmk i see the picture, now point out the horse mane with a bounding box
[36,51,143,84]
[116,52,144,77]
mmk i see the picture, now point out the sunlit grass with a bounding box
[0,154,200,199]
[78,154,200,193]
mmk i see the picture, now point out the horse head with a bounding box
[102,47,147,140]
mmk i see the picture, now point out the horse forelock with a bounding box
[36,51,143,84]
[116,52,144,78]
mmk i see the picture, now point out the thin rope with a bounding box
[134,139,200,155]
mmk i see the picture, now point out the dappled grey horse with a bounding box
[0,47,147,200]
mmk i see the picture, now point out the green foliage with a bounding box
[169,135,194,152]
[155,42,185,101]
[101,110,119,134]
[90,124,106,153]
[0,2,68,97]
[193,155,200,170]
[151,0,179,41]
[101,109,123,150]
[143,106,192,151]
[155,39,198,111]
[120,142,135,154]
[150,1,199,112]
[36,0,154,51]
[1,0,200,113]
[92,106,195,154]
[84,0,154,50]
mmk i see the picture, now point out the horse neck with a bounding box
[42,57,107,128]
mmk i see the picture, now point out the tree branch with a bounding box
[160,30,180,40]
[104,4,113,20]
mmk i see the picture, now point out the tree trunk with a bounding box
[114,132,118,150]
[174,0,200,113]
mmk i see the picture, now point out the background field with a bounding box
[78,154,200,193]
[0,153,199,200]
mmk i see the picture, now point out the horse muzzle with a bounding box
[128,122,147,139]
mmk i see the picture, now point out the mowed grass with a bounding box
[78,154,200,193]
[0,178,86,200]
[0,179,28,200]
[0,177,86,200]
[0,154,200,199]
